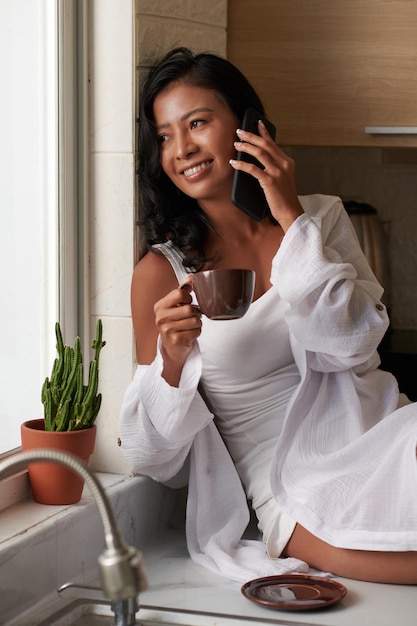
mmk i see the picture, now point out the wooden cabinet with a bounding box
[227,0,417,147]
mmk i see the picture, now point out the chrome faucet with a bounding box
[0,449,148,626]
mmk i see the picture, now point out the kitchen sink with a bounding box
[35,601,319,626]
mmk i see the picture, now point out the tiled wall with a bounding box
[136,0,227,67]
[87,0,135,473]
[88,0,227,473]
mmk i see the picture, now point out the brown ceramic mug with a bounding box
[191,268,255,320]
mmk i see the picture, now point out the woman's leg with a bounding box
[283,523,417,584]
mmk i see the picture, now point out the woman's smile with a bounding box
[182,159,213,178]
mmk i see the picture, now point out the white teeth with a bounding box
[183,161,209,176]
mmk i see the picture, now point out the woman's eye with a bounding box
[158,134,169,144]
[190,119,205,129]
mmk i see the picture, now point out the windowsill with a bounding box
[0,468,31,514]
[0,472,125,547]
[0,447,31,513]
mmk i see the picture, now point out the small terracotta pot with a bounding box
[20,419,97,505]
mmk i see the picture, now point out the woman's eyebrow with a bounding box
[180,107,214,122]
[155,107,214,131]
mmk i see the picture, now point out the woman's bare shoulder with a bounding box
[132,249,179,306]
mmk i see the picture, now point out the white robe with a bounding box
[119,194,417,582]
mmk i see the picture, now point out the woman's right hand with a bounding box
[154,281,202,385]
[131,252,201,386]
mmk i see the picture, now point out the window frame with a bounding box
[0,0,86,511]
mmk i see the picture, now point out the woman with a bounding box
[119,47,417,584]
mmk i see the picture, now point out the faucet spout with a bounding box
[0,449,148,603]
[57,582,138,626]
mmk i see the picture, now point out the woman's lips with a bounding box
[182,160,212,177]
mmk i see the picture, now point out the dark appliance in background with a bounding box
[344,200,417,401]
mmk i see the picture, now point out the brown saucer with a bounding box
[241,574,347,611]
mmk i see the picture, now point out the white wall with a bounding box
[88,0,227,473]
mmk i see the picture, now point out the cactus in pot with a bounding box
[41,319,106,431]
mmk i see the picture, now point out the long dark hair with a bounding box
[137,47,267,270]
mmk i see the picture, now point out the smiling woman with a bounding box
[119,47,417,585]
[154,84,238,209]
[0,1,81,457]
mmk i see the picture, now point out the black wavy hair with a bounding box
[137,47,267,270]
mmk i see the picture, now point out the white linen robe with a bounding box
[119,194,417,581]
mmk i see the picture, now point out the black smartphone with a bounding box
[231,107,277,221]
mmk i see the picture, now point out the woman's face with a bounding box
[153,82,239,206]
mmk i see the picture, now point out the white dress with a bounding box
[197,286,300,556]
[119,194,417,581]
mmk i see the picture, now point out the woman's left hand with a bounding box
[230,120,304,231]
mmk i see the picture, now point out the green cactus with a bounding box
[41,320,106,431]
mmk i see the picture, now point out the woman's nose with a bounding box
[175,132,197,160]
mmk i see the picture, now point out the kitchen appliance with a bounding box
[343,200,391,310]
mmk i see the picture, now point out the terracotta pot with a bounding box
[20,419,97,505]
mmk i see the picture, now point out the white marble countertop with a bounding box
[2,474,416,626]
[137,528,417,626]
